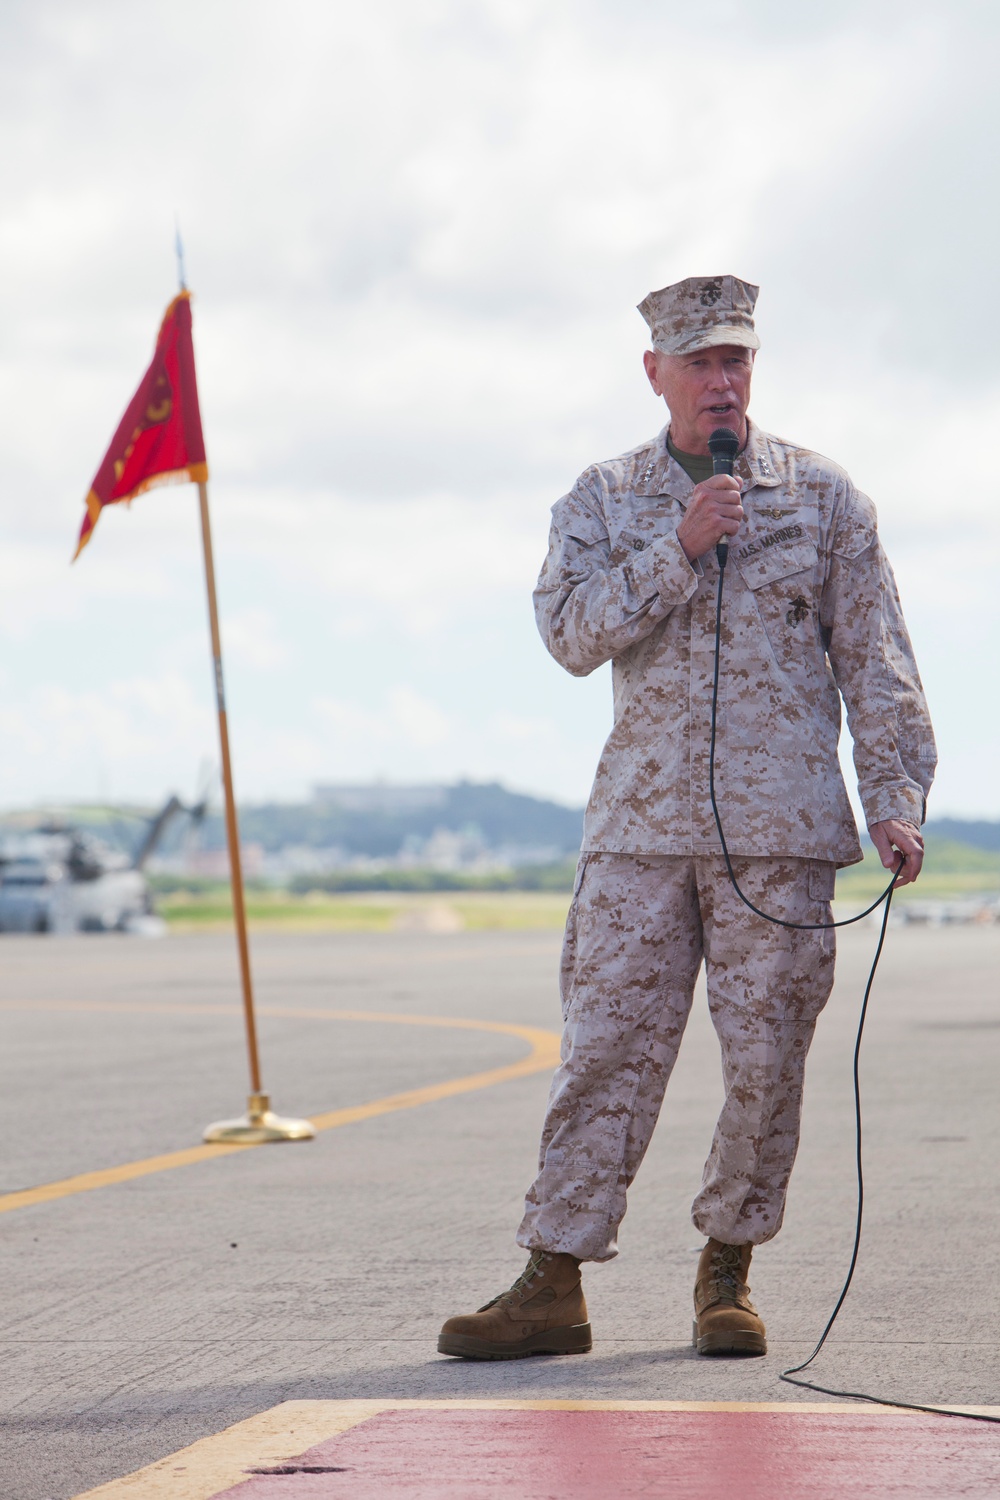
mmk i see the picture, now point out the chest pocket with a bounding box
[734,537,817,592]
[733,538,820,673]
[608,530,649,567]
[608,506,679,568]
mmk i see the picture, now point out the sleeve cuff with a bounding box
[861,785,927,830]
[628,530,699,609]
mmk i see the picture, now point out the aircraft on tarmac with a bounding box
[0,794,207,935]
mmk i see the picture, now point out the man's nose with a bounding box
[708,365,732,391]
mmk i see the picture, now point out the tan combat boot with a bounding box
[437,1248,593,1360]
[693,1239,767,1357]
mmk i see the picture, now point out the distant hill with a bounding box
[199,780,586,858]
[924,818,1000,853]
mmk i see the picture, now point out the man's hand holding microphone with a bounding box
[676,426,744,564]
[676,473,744,564]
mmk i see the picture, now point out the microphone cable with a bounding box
[708,547,999,1425]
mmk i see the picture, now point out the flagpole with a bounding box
[198,480,314,1145]
[72,260,312,1142]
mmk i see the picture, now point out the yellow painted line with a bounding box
[74,1398,1000,1500]
[0,1007,559,1217]
[0,1142,255,1214]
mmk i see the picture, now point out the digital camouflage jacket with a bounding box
[534,421,936,866]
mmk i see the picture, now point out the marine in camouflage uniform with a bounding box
[438,275,935,1362]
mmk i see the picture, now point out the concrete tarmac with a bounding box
[0,923,997,1499]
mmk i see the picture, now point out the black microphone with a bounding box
[707,426,740,566]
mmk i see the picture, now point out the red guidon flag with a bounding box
[74,290,208,559]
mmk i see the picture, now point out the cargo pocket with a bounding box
[559,855,591,1018]
[808,861,836,904]
[788,862,837,1023]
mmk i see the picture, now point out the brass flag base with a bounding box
[203,1093,316,1145]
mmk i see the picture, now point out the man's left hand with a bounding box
[869,818,924,886]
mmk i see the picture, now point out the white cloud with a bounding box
[221,608,288,671]
[313,686,452,760]
[0,671,213,804]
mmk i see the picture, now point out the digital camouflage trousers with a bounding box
[517,852,837,1260]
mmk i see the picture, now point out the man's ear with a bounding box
[642,349,662,396]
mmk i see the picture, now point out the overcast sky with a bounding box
[1,0,996,817]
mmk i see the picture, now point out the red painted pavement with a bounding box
[213,1408,1000,1498]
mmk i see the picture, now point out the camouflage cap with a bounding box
[637,275,760,356]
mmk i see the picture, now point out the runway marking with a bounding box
[73,1399,1000,1500]
[0,1005,560,1216]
